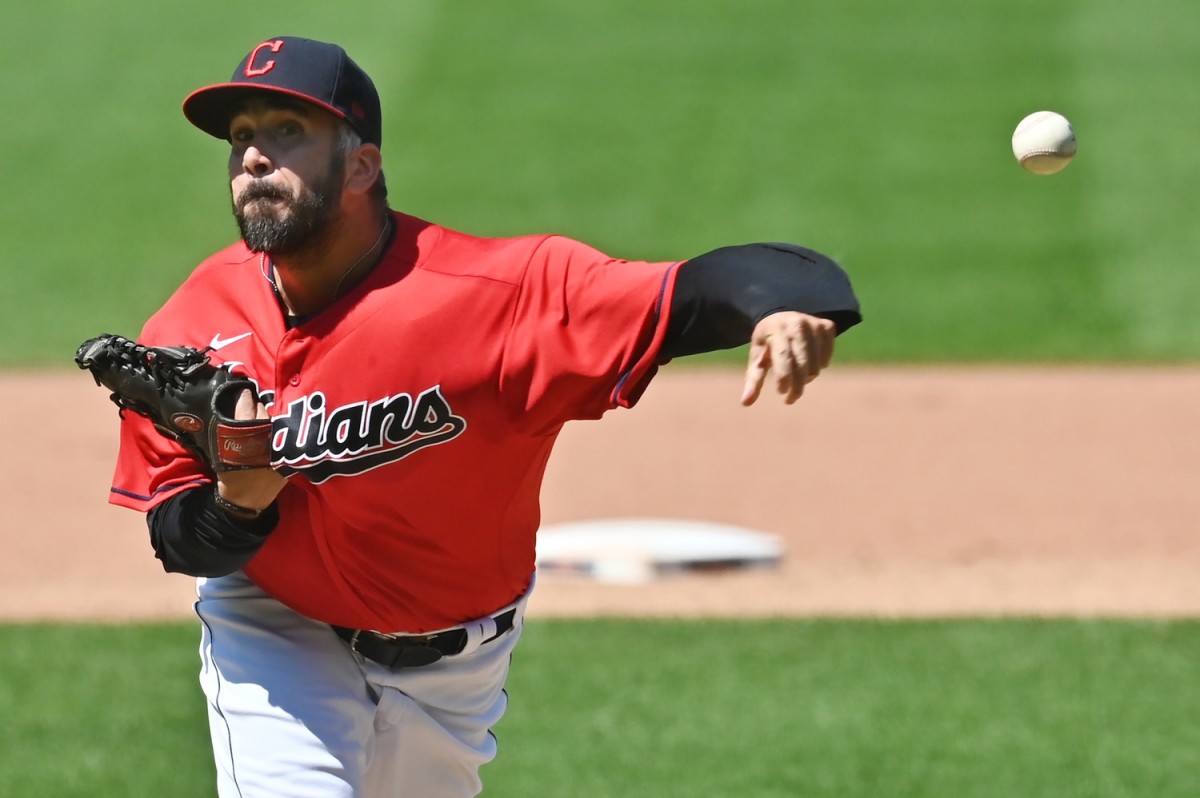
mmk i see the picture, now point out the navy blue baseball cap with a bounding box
[183,37,382,147]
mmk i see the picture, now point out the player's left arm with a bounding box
[661,243,862,405]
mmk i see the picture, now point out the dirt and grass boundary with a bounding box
[7,366,1198,623]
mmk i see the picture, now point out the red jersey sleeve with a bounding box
[110,411,212,512]
[108,311,218,513]
[500,235,679,431]
[106,244,279,513]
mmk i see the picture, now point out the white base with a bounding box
[535,518,783,583]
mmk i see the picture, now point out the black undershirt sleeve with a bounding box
[147,486,279,577]
[661,242,862,360]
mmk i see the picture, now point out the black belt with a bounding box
[333,608,518,670]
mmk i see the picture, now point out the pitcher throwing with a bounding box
[85,36,862,797]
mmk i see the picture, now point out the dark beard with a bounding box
[232,161,344,255]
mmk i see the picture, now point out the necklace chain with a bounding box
[334,216,392,298]
[258,216,393,303]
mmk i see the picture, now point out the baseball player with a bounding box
[104,36,861,797]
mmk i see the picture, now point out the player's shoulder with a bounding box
[409,214,600,283]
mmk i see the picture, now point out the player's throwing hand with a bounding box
[741,312,837,406]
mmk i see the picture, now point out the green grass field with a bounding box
[1,619,1198,797]
[3,3,1197,796]
[3,1,1200,364]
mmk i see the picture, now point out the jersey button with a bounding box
[289,374,301,386]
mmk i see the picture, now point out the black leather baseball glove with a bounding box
[75,333,271,471]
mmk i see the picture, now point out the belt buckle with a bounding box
[349,629,445,669]
[346,629,403,654]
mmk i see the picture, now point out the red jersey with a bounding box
[110,212,680,632]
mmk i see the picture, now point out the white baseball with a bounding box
[1011,111,1076,175]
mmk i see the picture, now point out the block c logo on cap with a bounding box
[245,40,284,77]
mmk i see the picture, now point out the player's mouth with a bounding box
[241,196,289,216]
[237,182,294,214]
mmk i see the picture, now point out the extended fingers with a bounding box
[770,332,805,404]
[740,342,770,406]
[744,313,837,405]
[794,316,835,383]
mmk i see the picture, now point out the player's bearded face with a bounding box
[233,152,345,255]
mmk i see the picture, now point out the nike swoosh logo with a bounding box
[209,332,252,351]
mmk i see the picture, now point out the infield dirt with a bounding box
[5,366,1198,622]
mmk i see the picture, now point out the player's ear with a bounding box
[345,143,382,195]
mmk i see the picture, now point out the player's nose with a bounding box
[241,145,273,178]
